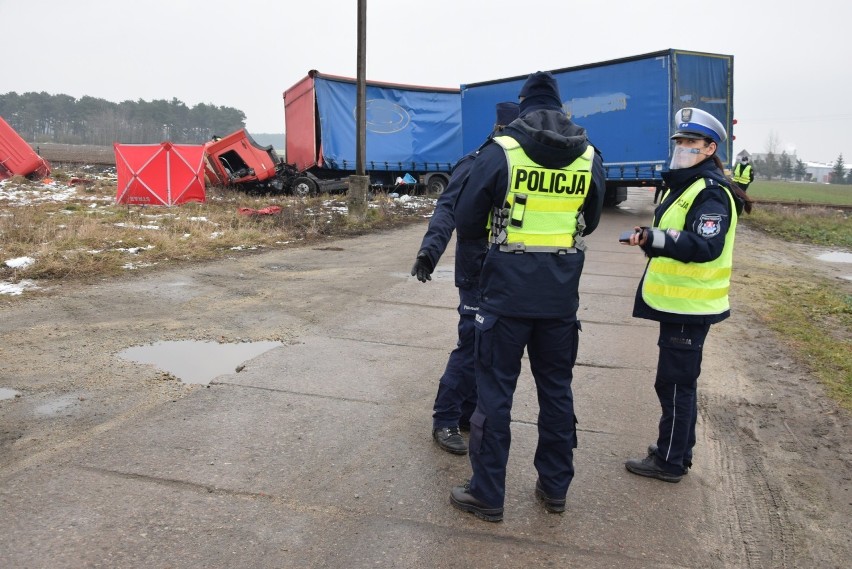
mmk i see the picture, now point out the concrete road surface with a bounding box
[1,189,847,568]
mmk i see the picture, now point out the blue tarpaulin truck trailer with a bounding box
[283,70,463,195]
[460,49,734,206]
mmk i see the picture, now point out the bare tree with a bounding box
[761,131,782,179]
[765,131,780,155]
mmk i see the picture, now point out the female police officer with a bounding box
[623,107,752,482]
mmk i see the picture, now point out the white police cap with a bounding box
[671,107,727,144]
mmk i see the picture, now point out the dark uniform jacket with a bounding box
[416,151,486,294]
[633,158,737,325]
[455,109,606,318]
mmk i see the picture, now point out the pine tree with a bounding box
[764,152,779,180]
[780,151,793,180]
[830,154,845,184]
[794,159,807,181]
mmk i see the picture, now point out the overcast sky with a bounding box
[2,0,850,164]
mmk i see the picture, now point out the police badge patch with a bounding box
[697,214,722,238]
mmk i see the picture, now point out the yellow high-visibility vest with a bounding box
[732,163,752,184]
[490,135,593,253]
[642,178,738,315]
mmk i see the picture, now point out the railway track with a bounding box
[30,144,852,214]
[752,199,852,212]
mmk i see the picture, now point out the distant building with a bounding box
[735,149,753,163]
[738,151,851,182]
[803,161,848,183]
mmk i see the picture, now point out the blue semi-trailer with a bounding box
[459,49,734,206]
[283,70,463,195]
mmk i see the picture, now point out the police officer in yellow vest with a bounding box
[623,107,751,482]
[450,71,606,521]
[732,155,754,191]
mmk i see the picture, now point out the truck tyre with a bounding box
[427,175,448,195]
[292,176,318,197]
[603,186,628,207]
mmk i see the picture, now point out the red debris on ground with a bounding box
[238,205,282,216]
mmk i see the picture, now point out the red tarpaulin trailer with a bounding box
[114,142,206,206]
[0,116,51,181]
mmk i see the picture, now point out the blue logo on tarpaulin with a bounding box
[363,100,410,133]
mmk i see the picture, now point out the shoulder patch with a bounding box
[696,214,722,238]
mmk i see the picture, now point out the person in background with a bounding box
[622,107,752,482]
[449,71,605,522]
[732,155,754,191]
[410,102,520,455]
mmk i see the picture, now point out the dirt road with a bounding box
[0,191,849,568]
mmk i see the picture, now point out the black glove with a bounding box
[636,227,655,256]
[410,252,434,283]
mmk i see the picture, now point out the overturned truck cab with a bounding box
[202,128,340,197]
[203,129,293,193]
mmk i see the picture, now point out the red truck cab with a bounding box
[203,129,280,187]
[0,116,51,180]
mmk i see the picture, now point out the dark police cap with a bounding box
[518,71,562,108]
[495,102,519,126]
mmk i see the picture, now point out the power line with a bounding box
[741,114,852,124]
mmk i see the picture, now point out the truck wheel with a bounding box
[292,176,318,197]
[603,186,628,207]
[427,175,448,195]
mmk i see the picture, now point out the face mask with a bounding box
[669,145,704,170]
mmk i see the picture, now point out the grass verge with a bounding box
[748,180,852,206]
[744,203,852,248]
[741,207,852,410]
[0,169,434,289]
[753,272,852,410]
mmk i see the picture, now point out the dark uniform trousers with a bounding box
[653,321,711,474]
[468,311,579,508]
[432,287,479,428]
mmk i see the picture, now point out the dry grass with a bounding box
[738,207,852,410]
[756,270,852,409]
[745,202,852,248]
[0,165,434,290]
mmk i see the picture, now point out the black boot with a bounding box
[648,444,691,473]
[450,482,503,522]
[535,479,566,513]
[625,454,683,483]
[432,426,467,455]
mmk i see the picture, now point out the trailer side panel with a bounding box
[283,74,320,172]
[461,49,733,185]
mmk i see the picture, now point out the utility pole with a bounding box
[347,0,369,220]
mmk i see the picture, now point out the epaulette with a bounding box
[705,177,744,215]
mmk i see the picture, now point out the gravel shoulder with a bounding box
[701,224,851,566]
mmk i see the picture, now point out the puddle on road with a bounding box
[0,388,21,401]
[815,251,852,281]
[35,395,79,416]
[816,251,852,263]
[118,340,282,385]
